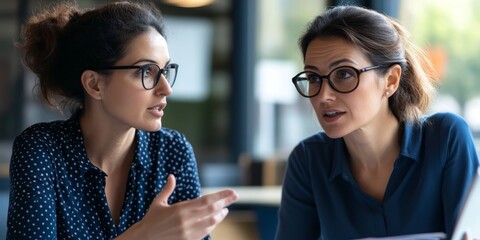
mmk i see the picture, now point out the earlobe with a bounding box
[81,70,103,100]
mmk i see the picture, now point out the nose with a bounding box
[154,74,172,96]
[315,79,336,102]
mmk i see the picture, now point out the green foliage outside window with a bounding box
[401,0,480,108]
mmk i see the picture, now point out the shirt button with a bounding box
[342,174,350,181]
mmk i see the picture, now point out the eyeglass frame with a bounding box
[292,64,393,98]
[93,63,179,90]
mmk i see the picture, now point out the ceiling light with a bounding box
[164,0,215,8]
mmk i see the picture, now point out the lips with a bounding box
[147,103,166,117]
[324,111,344,117]
[322,109,346,122]
[148,103,166,110]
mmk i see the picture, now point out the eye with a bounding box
[305,73,321,83]
[144,65,154,77]
[141,64,160,79]
[334,68,355,80]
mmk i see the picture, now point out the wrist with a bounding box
[114,221,144,240]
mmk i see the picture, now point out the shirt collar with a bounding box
[67,113,151,176]
[328,138,350,181]
[67,111,156,174]
[399,120,422,161]
[328,120,423,181]
[134,130,151,169]
[66,114,99,176]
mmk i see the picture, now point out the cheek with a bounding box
[309,98,322,116]
[349,86,384,117]
[102,83,146,116]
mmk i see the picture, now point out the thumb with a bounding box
[155,174,176,205]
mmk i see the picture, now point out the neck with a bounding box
[79,107,136,175]
[344,111,401,171]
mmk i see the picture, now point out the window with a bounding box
[253,0,326,158]
[399,0,480,148]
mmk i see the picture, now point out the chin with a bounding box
[323,131,344,139]
[320,125,348,139]
[149,124,163,132]
[137,122,162,132]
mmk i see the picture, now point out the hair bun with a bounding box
[18,2,82,102]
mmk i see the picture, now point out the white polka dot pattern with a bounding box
[7,116,206,239]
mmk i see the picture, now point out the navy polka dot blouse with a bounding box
[7,114,206,239]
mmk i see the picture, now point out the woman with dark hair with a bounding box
[7,1,237,239]
[276,5,479,240]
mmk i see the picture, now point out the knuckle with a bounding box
[200,196,211,205]
[207,215,218,226]
[206,203,217,212]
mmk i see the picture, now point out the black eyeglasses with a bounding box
[94,63,178,90]
[292,65,389,98]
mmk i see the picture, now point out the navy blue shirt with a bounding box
[7,115,204,239]
[276,112,480,240]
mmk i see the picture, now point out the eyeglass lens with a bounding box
[142,64,177,89]
[294,67,359,96]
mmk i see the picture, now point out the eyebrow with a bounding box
[304,58,357,71]
[131,59,171,67]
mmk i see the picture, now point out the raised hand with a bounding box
[116,174,239,240]
[462,232,480,240]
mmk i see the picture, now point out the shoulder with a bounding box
[419,112,477,157]
[424,112,466,125]
[11,118,79,168]
[10,119,74,182]
[422,112,470,133]
[14,119,73,146]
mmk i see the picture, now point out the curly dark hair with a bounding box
[18,1,165,113]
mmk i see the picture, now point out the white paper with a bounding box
[451,168,480,240]
[354,232,446,240]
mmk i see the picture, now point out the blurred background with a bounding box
[0,0,479,239]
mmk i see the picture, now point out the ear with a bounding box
[81,70,103,100]
[384,64,402,97]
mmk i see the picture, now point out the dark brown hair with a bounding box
[18,1,165,113]
[299,6,438,123]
